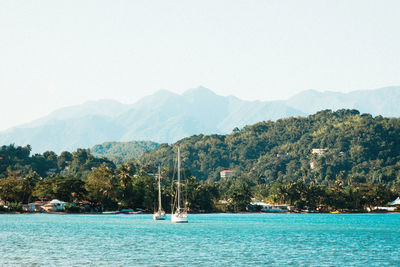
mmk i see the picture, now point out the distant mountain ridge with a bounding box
[1,86,399,153]
[286,86,400,116]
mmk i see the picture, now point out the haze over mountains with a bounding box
[1,86,399,153]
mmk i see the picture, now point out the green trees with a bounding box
[85,167,119,210]
[58,151,73,170]
[130,175,156,210]
[0,171,40,203]
[0,177,25,203]
[139,109,400,188]
[365,184,394,207]
[0,144,32,178]
[83,165,156,211]
[116,164,135,208]
[0,145,115,180]
[70,149,112,176]
[183,177,219,212]
[91,141,159,165]
[22,171,41,203]
[1,109,400,212]
[33,175,86,202]
[227,182,251,212]
[51,176,86,202]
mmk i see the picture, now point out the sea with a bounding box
[1,213,399,266]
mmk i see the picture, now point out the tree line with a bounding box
[0,109,399,212]
[140,109,400,186]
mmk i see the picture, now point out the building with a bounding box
[26,201,47,212]
[367,206,395,212]
[310,161,316,170]
[389,197,400,206]
[312,148,327,155]
[42,199,67,212]
[220,170,233,178]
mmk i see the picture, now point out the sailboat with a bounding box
[153,166,166,220]
[171,147,188,223]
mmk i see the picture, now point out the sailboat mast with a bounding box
[177,147,181,211]
[158,165,162,211]
[171,146,188,223]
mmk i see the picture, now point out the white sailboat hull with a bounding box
[171,147,188,223]
[153,210,166,220]
[154,166,166,221]
[171,213,188,223]
[153,214,166,220]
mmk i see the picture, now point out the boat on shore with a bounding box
[102,211,120,214]
[171,147,188,223]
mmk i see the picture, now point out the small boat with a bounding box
[102,211,120,214]
[120,209,134,214]
[171,147,188,223]
[153,166,166,220]
[153,210,166,220]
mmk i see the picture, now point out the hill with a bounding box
[1,109,399,212]
[90,141,159,164]
[139,109,400,186]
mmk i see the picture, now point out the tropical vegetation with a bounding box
[0,109,400,212]
[90,140,159,165]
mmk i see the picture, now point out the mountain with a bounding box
[0,115,125,153]
[286,86,400,117]
[1,86,400,153]
[115,86,303,143]
[23,99,132,129]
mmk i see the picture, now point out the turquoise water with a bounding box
[1,213,399,266]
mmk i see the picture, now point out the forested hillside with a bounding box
[0,145,114,179]
[1,109,399,212]
[139,109,400,186]
[91,141,159,164]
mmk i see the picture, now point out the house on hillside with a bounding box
[220,170,233,178]
[310,161,316,170]
[310,149,327,169]
[311,148,327,155]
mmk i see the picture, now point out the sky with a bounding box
[1,0,400,131]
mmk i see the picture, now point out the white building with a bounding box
[220,170,233,178]
[312,148,327,155]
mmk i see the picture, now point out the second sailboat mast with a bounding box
[158,166,162,211]
[177,147,181,211]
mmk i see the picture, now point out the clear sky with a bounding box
[1,0,400,131]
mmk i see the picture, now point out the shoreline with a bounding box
[1,211,399,215]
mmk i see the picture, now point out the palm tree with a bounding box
[117,164,133,208]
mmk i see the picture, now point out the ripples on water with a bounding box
[1,213,399,266]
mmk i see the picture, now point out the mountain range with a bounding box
[1,86,399,153]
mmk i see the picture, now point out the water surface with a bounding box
[1,213,399,266]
